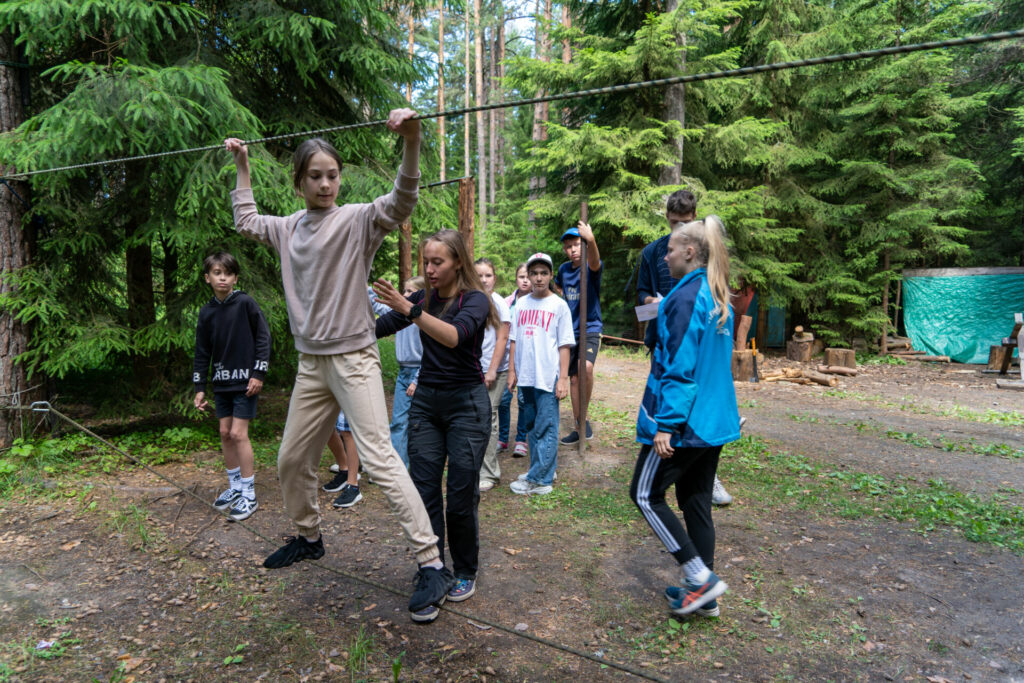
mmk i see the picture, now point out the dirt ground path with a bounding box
[1,352,1022,681]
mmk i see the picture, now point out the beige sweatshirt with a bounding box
[231,171,419,355]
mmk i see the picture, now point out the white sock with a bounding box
[421,558,443,570]
[226,467,241,491]
[682,556,711,584]
[240,475,255,500]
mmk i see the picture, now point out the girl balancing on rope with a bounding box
[372,230,496,621]
[224,109,454,622]
[629,216,741,618]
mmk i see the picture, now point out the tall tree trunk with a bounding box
[125,166,159,397]
[528,0,551,229]
[659,0,686,186]
[0,33,36,445]
[488,23,497,211]
[438,0,446,183]
[464,7,470,178]
[496,7,505,193]
[474,0,486,234]
[400,6,415,289]
[560,3,571,123]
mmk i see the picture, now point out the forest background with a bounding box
[0,0,1021,443]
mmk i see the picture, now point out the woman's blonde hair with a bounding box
[422,230,499,330]
[671,215,731,329]
[405,275,425,291]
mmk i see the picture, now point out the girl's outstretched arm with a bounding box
[387,108,421,178]
[224,138,251,191]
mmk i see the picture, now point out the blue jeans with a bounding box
[389,366,418,467]
[518,386,559,486]
[498,386,528,444]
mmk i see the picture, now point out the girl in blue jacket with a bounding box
[629,215,740,617]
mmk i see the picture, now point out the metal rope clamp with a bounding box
[30,401,51,413]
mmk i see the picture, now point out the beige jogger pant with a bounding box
[277,346,440,564]
[479,370,508,485]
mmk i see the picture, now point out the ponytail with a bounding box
[672,215,731,329]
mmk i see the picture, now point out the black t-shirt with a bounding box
[376,289,491,387]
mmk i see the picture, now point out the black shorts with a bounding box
[214,391,259,420]
[568,332,601,376]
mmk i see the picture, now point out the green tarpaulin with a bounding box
[902,267,1024,364]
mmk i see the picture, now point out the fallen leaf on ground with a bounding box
[502,547,520,555]
[60,540,82,551]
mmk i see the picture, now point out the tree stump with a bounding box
[786,340,813,362]
[988,345,1013,372]
[825,348,856,368]
[731,350,755,382]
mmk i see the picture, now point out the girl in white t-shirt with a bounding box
[507,253,575,495]
[474,259,513,491]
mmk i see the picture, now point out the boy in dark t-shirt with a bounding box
[193,251,271,521]
[555,220,602,444]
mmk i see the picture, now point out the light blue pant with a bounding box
[389,366,418,467]
[519,386,559,486]
[498,385,528,444]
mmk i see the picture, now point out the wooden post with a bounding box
[398,220,412,290]
[458,176,475,256]
[755,296,768,351]
[577,201,588,459]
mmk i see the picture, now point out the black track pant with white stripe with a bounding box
[629,443,721,566]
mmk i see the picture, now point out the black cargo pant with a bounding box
[407,383,491,579]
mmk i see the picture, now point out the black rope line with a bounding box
[0,60,30,68]
[2,27,1022,182]
[0,178,30,208]
[4,402,668,683]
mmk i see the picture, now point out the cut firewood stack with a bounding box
[762,367,839,387]
[886,336,950,362]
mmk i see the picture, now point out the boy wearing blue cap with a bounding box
[555,220,602,444]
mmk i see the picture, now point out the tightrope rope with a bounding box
[2,27,1022,182]
[4,402,668,682]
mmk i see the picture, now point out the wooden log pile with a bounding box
[887,336,950,363]
[762,367,839,387]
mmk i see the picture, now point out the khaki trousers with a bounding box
[479,370,508,485]
[277,346,439,564]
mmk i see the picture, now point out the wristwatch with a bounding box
[406,303,423,321]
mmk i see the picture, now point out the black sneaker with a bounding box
[560,430,580,445]
[409,566,455,616]
[584,420,594,440]
[228,496,258,522]
[331,484,362,508]
[213,487,241,510]
[263,535,324,569]
[322,471,348,492]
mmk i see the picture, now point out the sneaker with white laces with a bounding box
[517,471,556,481]
[711,476,733,506]
[668,572,728,616]
[332,484,362,508]
[509,479,553,496]
[322,471,348,492]
[213,488,241,510]
[512,441,528,458]
[665,586,720,617]
[447,578,476,602]
[228,496,258,522]
[409,566,455,621]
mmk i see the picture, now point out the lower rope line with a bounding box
[2,27,1021,181]
[4,403,667,682]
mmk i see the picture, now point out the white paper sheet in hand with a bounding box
[634,301,660,322]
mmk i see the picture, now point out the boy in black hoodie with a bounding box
[193,252,271,521]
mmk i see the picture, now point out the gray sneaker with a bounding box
[228,496,258,522]
[213,487,241,510]
[711,477,733,506]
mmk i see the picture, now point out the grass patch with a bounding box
[786,411,1023,460]
[525,480,638,528]
[587,401,635,441]
[822,389,1024,427]
[103,502,162,550]
[601,343,647,361]
[722,436,1024,554]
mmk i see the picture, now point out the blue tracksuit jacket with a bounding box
[636,268,740,448]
